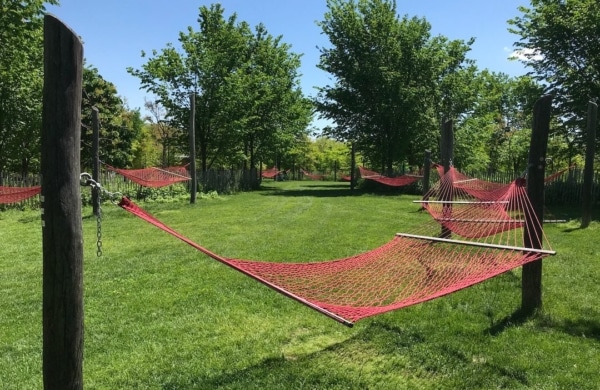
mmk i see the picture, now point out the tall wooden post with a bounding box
[440,119,454,174]
[350,143,356,190]
[189,92,197,204]
[522,95,552,314]
[581,101,597,228]
[440,120,453,238]
[422,149,431,196]
[41,15,84,390]
[92,107,100,215]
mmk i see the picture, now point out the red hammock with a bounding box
[420,168,528,239]
[117,187,554,326]
[0,186,41,204]
[433,165,511,201]
[359,167,422,187]
[261,167,280,179]
[543,165,576,183]
[106,165,190,188]
[433,164,576,201]
[301,169,325,181]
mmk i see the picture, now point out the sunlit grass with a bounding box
[1,180,598,389]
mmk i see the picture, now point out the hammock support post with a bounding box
[189,92,197,204]
[440,119,453,238]
[92,107,100,216]
[422,149,431,195]
[350,143,356,190]
[581,101,597,228]
[41,15,84,390]
[522,95,552,314]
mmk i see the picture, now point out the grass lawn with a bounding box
[1,180,599,389]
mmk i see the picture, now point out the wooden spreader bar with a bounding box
[395,233,556,256]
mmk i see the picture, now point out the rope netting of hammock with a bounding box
[359,167,422,187]
[105,164,190,188]
[301,169,325,180]
[420,167,533,239]
[0,186,41,204]
[261,167,280,179]
[117,170,554,326]
[432,164,577,201]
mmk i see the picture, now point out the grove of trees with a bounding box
[1,0,597,184]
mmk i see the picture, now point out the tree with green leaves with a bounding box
[81,67,142,168]
[143,99,183,167]
[315,0,477,175]
[128,4,311,174]
[509,0,600,153]
[0,0,57,177]
[454,71,544,173]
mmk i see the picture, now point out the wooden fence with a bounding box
[2,167,598,209]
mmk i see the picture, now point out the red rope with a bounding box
[105,164,190,188]
[359,167,422,187]
[117,185,554,326]
[0,186,41,204]
[301,169,325,180]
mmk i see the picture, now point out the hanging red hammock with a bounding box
[0,186,41,204]
[261,167,280,179]
[359,167,422,187]
[106,165,190,188]
[419,168,527,239]
[301,169,325,181]
[432,164,577,201]
[117,176,554,326]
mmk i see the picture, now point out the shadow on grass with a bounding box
[487,307,600,341]
[258,183,418,198]
[560,317,600,340]
[487,308,531,336]
[158,320,531,389]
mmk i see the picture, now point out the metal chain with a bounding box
[80,173,122,257]
[95,187,103,257]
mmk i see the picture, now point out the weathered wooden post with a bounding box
[350,143,356,190]
[581,101,597,228]
[41,14,84,390]
[522,95,552,314]
[92,107,100,215]
[189,92,197,204]
[440,119,453,238]
[440,119,453,174]
[422,149,431,196]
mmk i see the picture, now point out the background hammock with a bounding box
[359,167,422,187]
[261,166,281,179]
[432,164,577,201]
[300,168,325,180]
[105,164,190,188]
[117,172,554,326]
[0,186,41,204]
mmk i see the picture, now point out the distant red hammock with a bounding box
[359,167,422,187]
[432,165,512,201]
[300,169,325,181]
[432,164,576,201]
[419,168,526,239]
[106,165,190,188]
[261,167,281,179]
[0,186,41,204]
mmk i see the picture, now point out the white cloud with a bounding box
[508,47,544,62]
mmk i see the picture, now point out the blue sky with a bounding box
[46,0,531,129]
